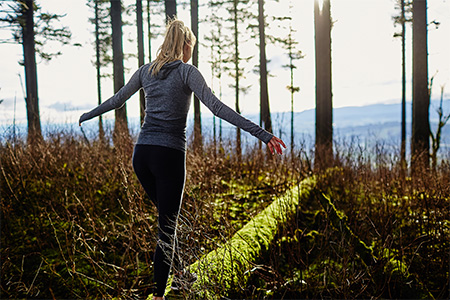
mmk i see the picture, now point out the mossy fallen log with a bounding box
[181,176,317,299]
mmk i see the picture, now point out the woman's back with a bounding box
[138,60,192,151]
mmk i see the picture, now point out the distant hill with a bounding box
[3,101,449,152]
[199,100,450,151]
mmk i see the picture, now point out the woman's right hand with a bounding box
[267,136,286,155]
[79,113,87,126]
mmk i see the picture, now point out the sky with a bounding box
[0,0,449,128]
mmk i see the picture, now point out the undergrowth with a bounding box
[1,129,448,299]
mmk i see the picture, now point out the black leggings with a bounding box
[132,144,186,297]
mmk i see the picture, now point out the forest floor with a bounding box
[1,129,449,299]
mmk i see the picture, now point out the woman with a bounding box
[79,18,285,300]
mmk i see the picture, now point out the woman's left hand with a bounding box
[268,136,286,155]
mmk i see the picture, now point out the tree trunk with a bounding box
[432,87,449,171]
[258,0,272,135]
[314,0,333,170]
[94,0,105,141]
[290,52,295,154]
[233,0,241,161]
[22,0,42,143]
[191,0,202,149]
[400,0,407,172]
[137,0,145,124]
[147,0,152,62]
[411,0,429,172]
[165,0,177,22]
[111,0,129,139]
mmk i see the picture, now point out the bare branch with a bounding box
[0,38,17,44]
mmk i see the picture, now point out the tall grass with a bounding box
[248,140,449,299]
[1,128,448,299]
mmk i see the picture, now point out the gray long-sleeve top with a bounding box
[79,60,273,152]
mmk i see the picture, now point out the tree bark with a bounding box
[165,0,177,22]
[191,0,202,149]
[411,0,429,172]
[94,0,105,141]
[314,0,333,170]
[137,0,145,124]
[233,0,241,161]
[147,0,152,62]
[400,0,407,172]
[22,0,42,143]
[111,0,129,139]
[258,0,272,135]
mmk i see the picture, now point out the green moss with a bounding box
[182,177,317,299]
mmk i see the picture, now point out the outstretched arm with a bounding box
[79,66,143,125]
[184,65,286,153]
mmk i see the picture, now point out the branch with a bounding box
[0,38,18,44]
[0,24,21,28]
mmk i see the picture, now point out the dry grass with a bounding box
[1,128,448,299]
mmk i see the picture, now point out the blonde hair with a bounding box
[150,18,196,76]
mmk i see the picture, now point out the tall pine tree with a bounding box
[205,0,226,152]
[110,0,129,139]
[411,0,429,172]
[258,0,272,136]
[225,0,252,160]
[20,0,40,142]
[137,0,145,124]
[87,0,111,140]
[0,0,71,143]
[393,0,412,172]
[314,0,333,170]
[272,1,303,154]
[191,0,202,149]
[165,0,176,21]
